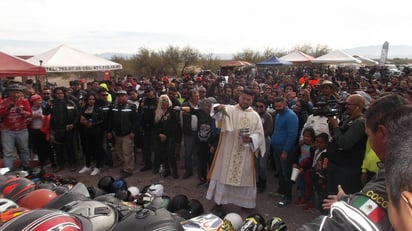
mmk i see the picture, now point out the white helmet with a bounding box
[148,184,164,197]
[127,186,140,197]
[0,198,18,212]
[224,213,243,230]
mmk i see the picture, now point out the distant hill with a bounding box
[97,45,412,60]
[344,45,412,59]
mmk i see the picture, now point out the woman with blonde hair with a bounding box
[153,94,181,178]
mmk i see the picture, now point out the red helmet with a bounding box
[0,177,35,202]
[1,209,92,231]
[18,188,57,209]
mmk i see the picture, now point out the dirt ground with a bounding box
[42,151,320,230]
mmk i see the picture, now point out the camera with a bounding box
[312,100,344,117]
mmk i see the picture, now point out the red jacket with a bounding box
[0,97,32,131]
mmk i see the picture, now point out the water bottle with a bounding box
[159,164,165,183]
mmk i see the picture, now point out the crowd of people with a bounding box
[1,64,412,230]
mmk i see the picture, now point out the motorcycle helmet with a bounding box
[110,179,127,193]
[135,192,154,208]
[266,217,287,231]
[224,213,243,230]
[167,194,189,212]
[222,218,235,231]
[87,186,105,199]
[148,184,164,197]
[115,189,132,201]
[53,185,70,195]
[62,200,118,231]
[97,175,114,192]
[187,199,204,218]
[0,198,18,212]
[175,208,191,220]
[69,182,90,198]
[27,166,45,179]
[94,194,121,206]
[113,207,184,231]
[0,207,30,224]
[128,186,140,197]
[0,209,92,231]
[36,182,57,191]
[0,175,8,185]
[0,177,35,202]
[45,192,90,210]
[18,188,57,209]
[4,170,29,178]
[239,213,265,231]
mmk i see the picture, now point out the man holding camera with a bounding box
[327,94,367,195]
[0,83,32,170]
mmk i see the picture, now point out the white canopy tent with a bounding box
[279,50,314,63]
[312,50,362,64]
[353,55,379,65]
[27,45,122,72]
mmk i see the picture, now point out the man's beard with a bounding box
[240,104,249,110]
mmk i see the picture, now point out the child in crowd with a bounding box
[311,132,329,213]
[293,127,316,209]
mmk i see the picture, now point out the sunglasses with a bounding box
[255,105,265,109]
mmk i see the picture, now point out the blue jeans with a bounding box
[273,148,293,200]
[183,132,199,175]
[2,129,30,169]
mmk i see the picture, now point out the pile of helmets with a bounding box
[0,170,287,231]
[166,194,204,220]
[0,173,185,230]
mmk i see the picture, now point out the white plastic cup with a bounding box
[290,167,300,182]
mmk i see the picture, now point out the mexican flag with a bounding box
[352,196,385,223]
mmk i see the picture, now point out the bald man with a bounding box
[326,94,368,195]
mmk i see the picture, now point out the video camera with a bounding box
[312,100,345,117]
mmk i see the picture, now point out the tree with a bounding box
[180,46,201,76]
[233,49,261,63]
[160,45,181,76]
[199,53,221,72]
[292,44,330,57]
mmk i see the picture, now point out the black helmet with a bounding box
[167,194,189,212]
[0,209,92,231]
[239,213,265,231]
[45,192,90,209]
[113,208,184,231]
[188,199,204,218]
[175,209,191,220]
[97,176,115,192]
[115,189,132,201]
[266,217,287,231]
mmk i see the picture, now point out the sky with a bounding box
[1,0,411,56]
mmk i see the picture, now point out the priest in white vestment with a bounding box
[206,89,265,209]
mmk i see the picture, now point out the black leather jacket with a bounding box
[298,164,391,231]
[107,102,138,136]
[44,99,79,131]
